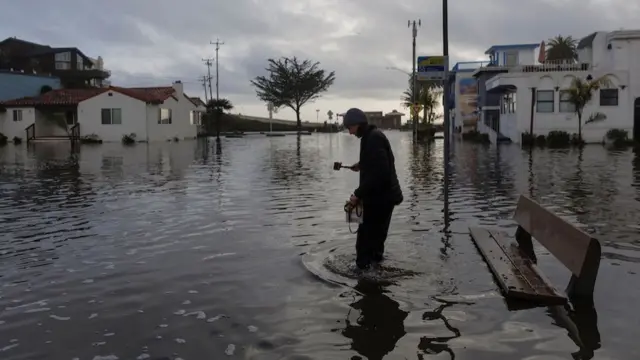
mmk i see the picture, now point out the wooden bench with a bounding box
[469,195,601,305]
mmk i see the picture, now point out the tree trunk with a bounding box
[295,108,301,133]
[578,112,582,142]
[422,105,427,126]
[215,111,221,140]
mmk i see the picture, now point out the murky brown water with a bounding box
[0,133,639,360]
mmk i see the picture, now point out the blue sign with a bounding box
[417,56,447,81]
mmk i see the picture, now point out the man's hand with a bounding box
[349,194,359,205]
[350,163,360,172]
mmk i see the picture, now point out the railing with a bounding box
[70,123,80,142]
[475,59,591,74]
[511,61,590,73]
[25,124,35,143]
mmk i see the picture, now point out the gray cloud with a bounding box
[0,0,636,120]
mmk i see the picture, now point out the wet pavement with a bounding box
[0,133,639,359]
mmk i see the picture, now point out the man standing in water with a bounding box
[343,108,403,271]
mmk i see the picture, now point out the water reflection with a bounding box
[417,299,461,359]
[547,301,601,360]
[341,280,408,360]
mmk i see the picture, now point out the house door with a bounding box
[635,98,640,141]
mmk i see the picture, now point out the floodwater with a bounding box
[0,133,639,360]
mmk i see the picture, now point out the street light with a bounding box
[385,66,411,76]
[316,109,320,122]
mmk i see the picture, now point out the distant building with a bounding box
[0,37,110,88]
[471,30,640,144]
[0,70,61,101]
[0,81,199,142]
[337,110,404,129]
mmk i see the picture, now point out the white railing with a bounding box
[509,60,590,73]
[475,59,591,74]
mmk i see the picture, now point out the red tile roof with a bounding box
[0,86,176,107]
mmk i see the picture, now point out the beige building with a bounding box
[339,110,404,129]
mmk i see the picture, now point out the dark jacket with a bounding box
[354,125,403,206]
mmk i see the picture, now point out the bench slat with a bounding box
[513,195,595,277]
[469,227,566,304]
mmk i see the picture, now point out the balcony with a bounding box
[474,59,590,77]
[52,68,110,80]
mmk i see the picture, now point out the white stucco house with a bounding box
[0,81,198,142]
[472,30,640,144]
[188,96,206,125]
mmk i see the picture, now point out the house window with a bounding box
[501,93,517,114]
[559,90,576,112]
[600,89,619,106]
[536,90,554,113]
[55,62,71,70]
[12,109,22,121]
[159,108,172,124]
[190,111,202,125]
[101,108,122,125]
[77,54,84,70]
[55,52,71,61]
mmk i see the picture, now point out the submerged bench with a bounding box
[469,195,601,305]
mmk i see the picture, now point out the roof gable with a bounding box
[0,86,175,107]
[484,43,540,54]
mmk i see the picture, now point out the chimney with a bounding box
[172,80,183,95]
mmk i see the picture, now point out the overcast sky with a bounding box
[1,0,638,122]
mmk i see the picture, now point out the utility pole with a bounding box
[442,0,450,224]
[202,58,213,102]
[199,75,209,102]
[408,19,421,140]
[210,38,224,101]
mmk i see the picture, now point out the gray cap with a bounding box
[342,108,368,127]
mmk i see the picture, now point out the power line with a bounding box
[210,38,224,101]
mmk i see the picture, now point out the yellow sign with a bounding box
[411,103,422,117]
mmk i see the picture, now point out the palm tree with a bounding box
[546,35,578,63]
[566,76,611,141]
[401,78,442,126]
[206,98,234,140]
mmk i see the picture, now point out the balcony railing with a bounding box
[511,61,590,73]
[475,59,590,74]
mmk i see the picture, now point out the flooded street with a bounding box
[1,133,639,360]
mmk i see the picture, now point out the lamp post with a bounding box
[408,19,421,140]
[442,0,450,224]
[316,109,320,122]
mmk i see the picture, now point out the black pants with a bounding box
[355,202,395,268]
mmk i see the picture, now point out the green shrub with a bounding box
[0,132,7,146]
[521,132,535,146]
[13,136,22,144]
[606,129,632,147]
[122,133,136,145]
[546,131,571,148]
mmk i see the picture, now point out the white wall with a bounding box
[0,107,35,140]
[78,90,148,142]
[147,84,197,141]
